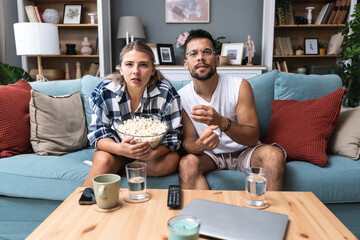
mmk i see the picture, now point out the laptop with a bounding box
[177,198,288,240]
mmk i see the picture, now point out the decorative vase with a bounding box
[42,9,60,24]
[66,44,77,55]
[306,7,315,24]
[81,37,92,55]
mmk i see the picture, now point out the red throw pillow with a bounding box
[0,79,33,157]
[265,88,344,166]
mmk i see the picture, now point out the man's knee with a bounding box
[179,154,201,176]
[252,145,286,168]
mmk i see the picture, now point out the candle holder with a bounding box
[167,215,201,240]
[88,13,96,24]
[306,7,315,24]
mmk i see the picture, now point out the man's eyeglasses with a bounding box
[186,48,215,58]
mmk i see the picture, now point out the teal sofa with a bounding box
[0,71,359,239]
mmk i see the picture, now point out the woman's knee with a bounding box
[92,151,122,171]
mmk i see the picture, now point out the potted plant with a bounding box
[318,42,326,55]
[0,62,32,85]
[275,0,293,26]
[335,3,360,107]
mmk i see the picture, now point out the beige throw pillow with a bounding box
[30,90,88,155]
[327,107,360,160]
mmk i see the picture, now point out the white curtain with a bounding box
[0,0,5,62]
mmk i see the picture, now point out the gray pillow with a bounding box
[327,107,360,160]
[30,89,88,155]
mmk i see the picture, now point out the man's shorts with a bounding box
[204,143,286,173]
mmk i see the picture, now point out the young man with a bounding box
[178,29,286,190]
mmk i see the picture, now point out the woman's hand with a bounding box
[118,136,151,159]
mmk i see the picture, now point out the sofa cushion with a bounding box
[266,88,344,166]
[284,155,360,203]
[274,72,342,101]
[327,107,360,160]
[0,79,33,157]
[0,149,94,200]
[29,79,82,96]
[80,75,103,128]
[248,70,279,142]
[29,90,88,155]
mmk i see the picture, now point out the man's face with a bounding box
[184,38,219,81]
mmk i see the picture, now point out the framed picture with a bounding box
[165,0,210,23]
[147,43,160,65]
[304,38,319,55]
[156,44,176,65]
[63,4,82,24]
[221,43,244,65]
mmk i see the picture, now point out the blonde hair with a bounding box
[106,40,164,86]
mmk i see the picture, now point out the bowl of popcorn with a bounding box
[113,114,169,149]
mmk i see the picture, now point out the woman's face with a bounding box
[119,50,155,91]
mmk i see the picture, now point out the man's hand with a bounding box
[191,105,223,126]
[118,137,151,159]
[198,125,220,151]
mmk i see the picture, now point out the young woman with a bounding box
[83,40,182,187]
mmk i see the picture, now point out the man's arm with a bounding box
[223,79,259,146]
[182,109,219,155]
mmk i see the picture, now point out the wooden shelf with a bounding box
[274,55,340,58]
[278,24,345,28]
[57,24,98,28]
[28,55,100,58]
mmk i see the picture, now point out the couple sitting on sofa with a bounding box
[83,29,286,190]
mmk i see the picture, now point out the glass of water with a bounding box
[125,162,147,200]
[245,167,268,207]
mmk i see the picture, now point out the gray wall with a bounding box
[2,0,21,67]
[111,0,263,69]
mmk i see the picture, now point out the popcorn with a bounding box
[115,116,168,149]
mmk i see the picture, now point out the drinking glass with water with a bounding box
[245,167,268,207]
[125,162,147,200]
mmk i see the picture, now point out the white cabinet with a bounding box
[158,65,267,81]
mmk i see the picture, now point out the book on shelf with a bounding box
[328,0,341,24]
[322,2,335,24]
[88,62,100,76]
[281,61,288,72]
[285,37,294,55]
[25,5,44,23]
[25,6,35,22]
[277,8,286,25]
[276,37,285,55]
[94,37,99,55]
[274,61,288,72]
[34,6,44,23]
[332,0,347,24]
[337,0,351,24]
[274,39,282,56]
[315,3,330,24]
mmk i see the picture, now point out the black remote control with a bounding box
[167,185,182,208]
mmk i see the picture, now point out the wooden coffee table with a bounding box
[27,188,356,240]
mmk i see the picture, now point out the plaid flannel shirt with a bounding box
[88,78,182,151]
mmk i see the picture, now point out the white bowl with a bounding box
[113,114,168,149]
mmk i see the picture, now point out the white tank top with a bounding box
[179,74,247,154]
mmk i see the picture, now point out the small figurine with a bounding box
[244,35,256,66]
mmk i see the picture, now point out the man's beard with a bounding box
[190,64,216,81]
